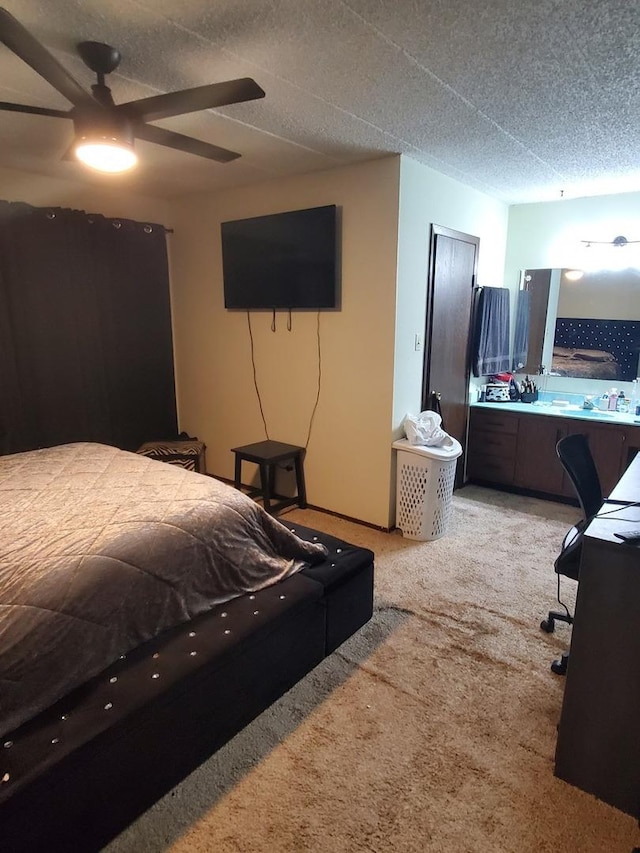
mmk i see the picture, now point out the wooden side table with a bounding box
[231,440,307,515]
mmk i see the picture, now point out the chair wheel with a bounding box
[540,618,554,633]
[551,653,569,676]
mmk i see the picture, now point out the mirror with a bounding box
[520,267,640,382]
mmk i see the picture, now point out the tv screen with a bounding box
[221,205,338,310]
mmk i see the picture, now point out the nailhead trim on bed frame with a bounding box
[0,524,374,853]
[0,526,373,802]
[0,576,316,801]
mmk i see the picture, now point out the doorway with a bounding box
[421,225,479,488]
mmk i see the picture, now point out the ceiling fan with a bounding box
[0,7,265,173]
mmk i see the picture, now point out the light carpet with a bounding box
[107,485,640,852]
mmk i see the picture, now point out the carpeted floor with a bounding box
[107,485,640,852]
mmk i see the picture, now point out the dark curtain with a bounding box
[472,286,511,377]
[0,201,177,454]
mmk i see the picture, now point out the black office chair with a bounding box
[540,433,603,675]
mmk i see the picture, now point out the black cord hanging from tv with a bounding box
[246,312,270,439]
[245,310,322,449]
[305,312,322,449]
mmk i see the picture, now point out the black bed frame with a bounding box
[1,523,374,852]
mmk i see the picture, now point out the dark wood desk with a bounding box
[607,454,640,504]
[554,454,640,817]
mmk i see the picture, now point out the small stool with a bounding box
[136,439,206,473]
[231,440,307,515]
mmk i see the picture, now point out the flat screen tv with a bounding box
[221,204,338,310]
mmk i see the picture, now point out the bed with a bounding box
[0,443,375,852]
[551,345,620,380]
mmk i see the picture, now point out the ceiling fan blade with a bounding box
[0,8,92,107]
[134,123,241,163]
[118,78,265,123]
[0,100,71,119]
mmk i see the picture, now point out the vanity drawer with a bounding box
[468,428,517,458]
[466,422,517,485]
[469,408,519,435]
[466,452,516,483]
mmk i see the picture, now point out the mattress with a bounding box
[0,443,327,739]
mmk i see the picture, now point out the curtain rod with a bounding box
[37,205,175,235]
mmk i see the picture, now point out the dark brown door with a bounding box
[422,225,478,487]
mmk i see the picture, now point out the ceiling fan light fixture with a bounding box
[75,136,137,173]
[0,10,265,172]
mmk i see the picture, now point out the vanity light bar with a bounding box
[581,235,640,248]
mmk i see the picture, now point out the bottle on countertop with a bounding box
[617,391,629,413]
[608,388,619,411]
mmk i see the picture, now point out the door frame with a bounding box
[421,224,479,411]
[421,224,479,487]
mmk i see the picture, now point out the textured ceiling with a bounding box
[1,0,639,203]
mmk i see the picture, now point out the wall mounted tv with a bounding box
[221,204,339,310]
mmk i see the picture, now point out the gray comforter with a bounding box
[0,443,327,738]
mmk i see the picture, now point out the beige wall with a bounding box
[503,191,640,396]
[504,190,640,291]
[3,157,509,529]
[394,157,509,432]
[0,166,173,224]
[557,269,640,321]
[169,154,509,527]
[169,157,401,528]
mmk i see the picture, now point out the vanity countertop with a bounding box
[471,400,640,427]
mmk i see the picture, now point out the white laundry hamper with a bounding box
[392,437,462,541]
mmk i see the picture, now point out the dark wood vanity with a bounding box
[467,404,640,499]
